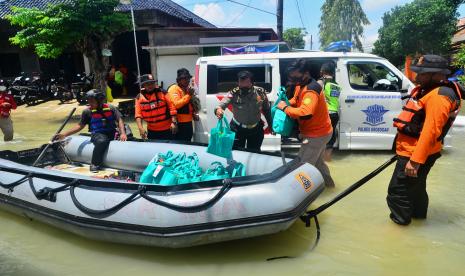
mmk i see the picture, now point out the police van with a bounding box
[192,51,418,151]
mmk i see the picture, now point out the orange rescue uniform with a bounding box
[135,92,177,132]
[284,81,333,138]
[167,84,193,123]
[395,84,462,164]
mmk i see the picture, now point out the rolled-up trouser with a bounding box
[0,116,14,141]
[298,132,335,187]
[90,132,115,167]
[386,153,440,225]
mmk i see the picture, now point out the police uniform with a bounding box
[216,85,272,150]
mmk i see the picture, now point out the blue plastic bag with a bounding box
[207,117,236,159]
[272,89,295,137]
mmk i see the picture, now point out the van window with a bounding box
[207,64,272,94]
[279,58,338,90]
[348,62,401,92]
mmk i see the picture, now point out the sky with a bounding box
[173,0,465,51]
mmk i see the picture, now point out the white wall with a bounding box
[155,47,199,89]
[156,54,199,89]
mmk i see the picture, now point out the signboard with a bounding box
[221,45,278,55]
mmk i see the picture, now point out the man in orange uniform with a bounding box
[277,59,335,188]
[135,74,178,140]
[167,68,198,142]
[388,55,462,225]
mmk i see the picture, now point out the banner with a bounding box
[221,45,279,55]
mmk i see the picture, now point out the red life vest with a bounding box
[0,93,14,118]
[393,82,462,141]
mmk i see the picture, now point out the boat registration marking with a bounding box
[295,172,314,193]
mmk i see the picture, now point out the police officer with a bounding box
[55,90,127,172]
[317,62,341,161]
[387,55,462,225]
[215,71,272,151]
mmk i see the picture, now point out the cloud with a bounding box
[193,3,226,26]
[361,0,411,12]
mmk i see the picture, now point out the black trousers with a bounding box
[230,120,264,151]
[327,113,339,148]
[148,129,173,140]
[90,132,115,167]
[173,122,193,142]
[386,153,441,225]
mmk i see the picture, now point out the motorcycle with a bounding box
[72,73,94,105]
[23,73,52,106]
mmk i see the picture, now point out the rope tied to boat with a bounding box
[0,164,236,219]
[0,173,32,189]
[298,155,397,250]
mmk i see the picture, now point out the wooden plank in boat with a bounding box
[47,164,118,179]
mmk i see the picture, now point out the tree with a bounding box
[373,0,461,67]
[283,28,306,50]
[319,0,369,51]
[7,0,131,91]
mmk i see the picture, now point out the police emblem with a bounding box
[362,104,389,126]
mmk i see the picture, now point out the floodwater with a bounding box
[1,100,465,275]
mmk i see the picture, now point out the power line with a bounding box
[226,0,277,16]
[295,0,306,30]
[224,0,252,27]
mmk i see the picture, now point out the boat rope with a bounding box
[0,167,234,218]
[139,179,232,213]
[0,173,32,189]
[299,155,397,249]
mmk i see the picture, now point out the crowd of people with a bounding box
[3,55,463,226]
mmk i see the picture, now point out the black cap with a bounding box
[237,70,253,80]
[136,74,157,85]
[411,55,451,75]
[177,68,192,79]
[86,89,105,100]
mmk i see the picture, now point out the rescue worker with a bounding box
[55,90,127,172]
[135,74,178,140]
[277,59,335,188]
[387,55,462,226]
[167,68,198,142]
[0,85,16,141]
[317,62,341,161]
[215,71,272,151]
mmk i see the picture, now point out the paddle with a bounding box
[32,107,77,167]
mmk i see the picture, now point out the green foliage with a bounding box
[453,45,465,69]
[373,0,460,66]
[319,0,369,51]
[7,0,131,59]
[283,28,306,50]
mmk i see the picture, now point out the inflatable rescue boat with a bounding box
[0,135,324,248]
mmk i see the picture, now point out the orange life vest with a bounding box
[393,82,462,141]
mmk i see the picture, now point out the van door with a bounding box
[200,60,281,151]
[337,59,406,150]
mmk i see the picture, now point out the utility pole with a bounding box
[310,35,313,50]
[277,0,283,40]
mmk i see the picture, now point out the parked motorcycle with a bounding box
[72,73,94,105]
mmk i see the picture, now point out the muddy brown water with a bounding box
[1,100,464,275]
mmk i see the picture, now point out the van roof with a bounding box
[198,51,384,62]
